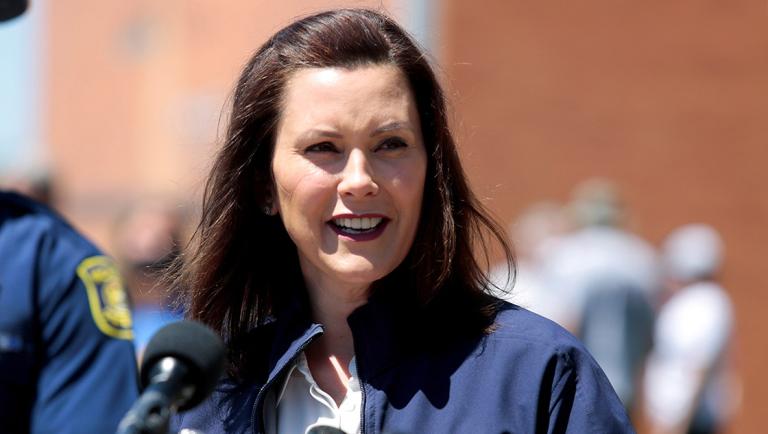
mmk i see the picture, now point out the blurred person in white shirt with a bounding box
[643,224,737,434]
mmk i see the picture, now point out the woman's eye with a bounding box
[377,137,408,151]
[305,142,338,153]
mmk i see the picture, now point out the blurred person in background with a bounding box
[0,190,139,433]
[643,224,737,434]
[489,201,571,326]
[542,178,659,415]
[112,200,185,357]
[0,169,55,206]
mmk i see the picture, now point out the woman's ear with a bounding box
[262,184,278,216]
[262,200,277,216]
[256,170,279,216]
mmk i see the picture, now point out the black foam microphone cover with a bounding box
[140,320,226,410]
[0,0,27,21]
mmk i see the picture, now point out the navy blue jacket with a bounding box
[0,191,139,434]
[174,288,634,434]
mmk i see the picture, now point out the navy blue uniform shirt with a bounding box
[0,191,139,433]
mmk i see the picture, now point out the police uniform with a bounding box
[0,191,139,433]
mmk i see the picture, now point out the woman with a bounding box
[169,8,633,434]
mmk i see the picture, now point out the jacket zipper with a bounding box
[250,329,322,434]
[358,377,367,434]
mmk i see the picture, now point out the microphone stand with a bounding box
[116,358,194,434]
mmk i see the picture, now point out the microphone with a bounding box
[117,320,226,434]
[0,0,27,22]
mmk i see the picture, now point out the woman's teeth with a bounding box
[332,217,383,232]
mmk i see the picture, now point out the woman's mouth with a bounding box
[328,216,388,240]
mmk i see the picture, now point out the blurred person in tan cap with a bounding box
[542,178,660,415]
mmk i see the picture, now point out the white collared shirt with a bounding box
[266,352,362,434]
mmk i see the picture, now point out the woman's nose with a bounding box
[337,150,379,197]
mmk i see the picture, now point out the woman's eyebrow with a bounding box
[371,121,413,137]
[298,129,344,141]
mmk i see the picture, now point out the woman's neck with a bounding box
[303,280,369,404]
[307,282,367,357]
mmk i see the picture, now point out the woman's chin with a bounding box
[328,261,394,288]
[301,252,401,291]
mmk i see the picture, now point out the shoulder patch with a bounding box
[76,255,134,340]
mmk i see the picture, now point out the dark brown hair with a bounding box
[167,8,514,372]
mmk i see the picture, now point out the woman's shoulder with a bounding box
[476,301,634,432]
[491,301,578,340]
[483,301,593,366]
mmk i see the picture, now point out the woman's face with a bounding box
[271,64,427,295]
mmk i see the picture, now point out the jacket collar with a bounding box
[261,282,488,382]
[262,289,321,385]
[262,284,421,382]
[346,287,421,380]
